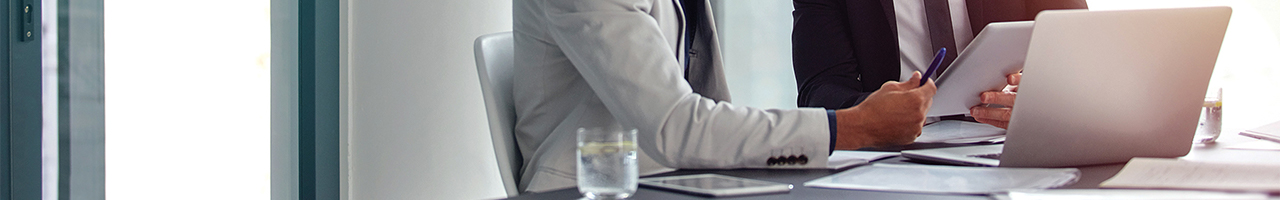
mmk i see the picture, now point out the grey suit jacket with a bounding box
[513,0,831,192]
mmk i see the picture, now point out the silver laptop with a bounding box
[902,7,1232,167]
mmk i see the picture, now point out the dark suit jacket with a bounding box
[791,0,1087,110]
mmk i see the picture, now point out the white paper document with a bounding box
[1240,120,1280,144]
[991,189,1268,200]
[915,120,1007,143]
[825,151,899,169]
[1100,158,1280,192]
[1224,140,1280,151]
[804,164,1079,194]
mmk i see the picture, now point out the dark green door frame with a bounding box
[299,0,339,199]
[4,0,44,199]
[279,0,340,199]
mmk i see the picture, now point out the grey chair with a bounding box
[473,32,522,197]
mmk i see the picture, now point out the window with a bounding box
[105,1,271,199]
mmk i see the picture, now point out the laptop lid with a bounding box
[998,7,1231,167]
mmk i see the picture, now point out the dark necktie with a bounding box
[923,0,957,77]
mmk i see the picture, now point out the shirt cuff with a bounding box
[827,110,837,155]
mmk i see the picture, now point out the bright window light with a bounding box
[105,0,270,199]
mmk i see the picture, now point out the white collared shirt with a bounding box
[894,0,976,81]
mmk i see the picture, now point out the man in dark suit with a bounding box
[791,0,1086,128]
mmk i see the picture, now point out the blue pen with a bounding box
[919,48,946,87]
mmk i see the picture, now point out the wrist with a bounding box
[833,107,870,150]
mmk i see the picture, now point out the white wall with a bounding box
[345,0,512,199]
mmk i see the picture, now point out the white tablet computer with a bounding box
[638,174,792,197]
[927,21,1034,116]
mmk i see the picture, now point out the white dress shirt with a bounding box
[894,0,976,81]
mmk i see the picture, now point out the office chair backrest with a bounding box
[473,32,521,197]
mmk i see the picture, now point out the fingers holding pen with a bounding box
[882,71,923,91]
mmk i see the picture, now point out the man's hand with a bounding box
[970,73,1021,129]
[833,71,937,150]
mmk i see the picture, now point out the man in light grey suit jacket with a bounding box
[513,0,938,192]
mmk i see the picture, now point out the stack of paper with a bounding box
[1100,158,1280,192]
[805,164,1079,194]
[825,150,899,169]
[1240,120,1280,144]
[915,120,1006,143]
[1225,140,1280,151]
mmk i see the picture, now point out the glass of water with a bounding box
[577,127,638,200]
[1195,87,1223,144]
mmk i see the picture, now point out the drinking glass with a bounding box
[1195,87,1223,144]
[577,127,638,199]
